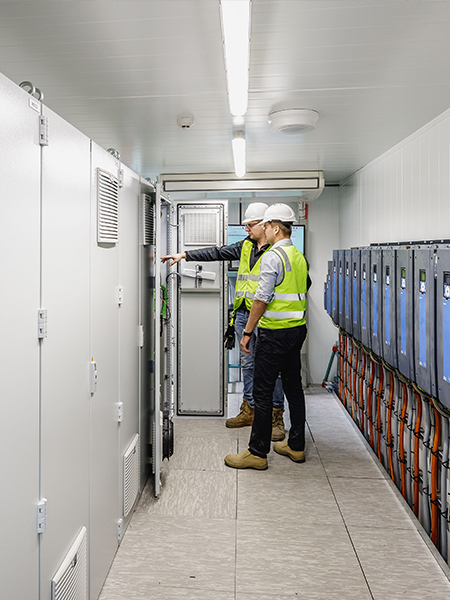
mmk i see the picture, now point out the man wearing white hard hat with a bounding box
[161,202,286,441]
[225,203,311,470]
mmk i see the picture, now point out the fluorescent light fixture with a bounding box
[232,131,246,178]
[220,0,251,117]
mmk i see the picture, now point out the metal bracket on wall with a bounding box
[39,115,49,146]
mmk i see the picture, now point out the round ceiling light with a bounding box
[268,108,319,134]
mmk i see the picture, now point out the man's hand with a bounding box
[161,252,186,266]
[240,334,252,355]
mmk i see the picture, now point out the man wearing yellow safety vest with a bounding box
[160,202,286,441]
[225,203,311,470]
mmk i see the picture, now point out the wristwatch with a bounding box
[243,331,253,337]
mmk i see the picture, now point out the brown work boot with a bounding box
[273,440,305,463]
[226,398,254,428]
[224,449,268,470]
[271,407,285,441]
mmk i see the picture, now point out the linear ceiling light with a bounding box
[220,0,251,117]
[232,131,246,178]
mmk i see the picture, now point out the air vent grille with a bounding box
[124,433,140,516]
[184,212,218,245]
[51,527,87,600]
[97,168,119,243]
[142,194,155,246]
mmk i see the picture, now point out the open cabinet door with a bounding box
[175,201,228,416]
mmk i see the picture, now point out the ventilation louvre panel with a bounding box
[97,168,119,243]
[142,194,155,246]
[124,433,140,516]
[51,527,87,600]
[184,212,218,245]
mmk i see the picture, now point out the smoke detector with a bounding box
[177,115,195,129]
[268,108,319,134]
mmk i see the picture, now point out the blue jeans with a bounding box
[234,307,285,409]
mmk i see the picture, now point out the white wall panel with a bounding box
[89,143,120,600]
[307,188,340,383]
[0,75,40,600]
[118,165,140,520]
[341,109,450,245]
[40,107,91,599]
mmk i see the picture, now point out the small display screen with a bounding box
[420,269,426,283]
[401,267,406,279]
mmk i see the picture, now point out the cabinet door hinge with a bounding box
[37,498,47,534]
[38,309,48,339]
[117,518,124,542]
[117,402,123,423]
[39,116,49,146]
[119,169,125,188]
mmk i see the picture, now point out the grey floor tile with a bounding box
[348,525,450,599]
[237,591,372,600]
[319,450,384,479]
[169,434,238,472]
[100,586,235,600]
[236,520,370,598]
[330,476,416,530]
[140,468,237,519]
[237,467,343,525]
[173,417,237,439]
[99,515,236,596]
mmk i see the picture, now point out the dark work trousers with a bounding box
[249,324,307,458]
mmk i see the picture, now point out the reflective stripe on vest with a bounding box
[259,245,308,330]
[233,240,270,312]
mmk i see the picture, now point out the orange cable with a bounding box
[376,364,384,463]
[430,405,441,546]
[368,358,375,449]
[359,350,366,434]
[386,370,395,482]
[413,392,422,517]
[399,381,408,499]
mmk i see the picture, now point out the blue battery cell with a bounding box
[400,284,406,355]
[385,282,390,345]
[419,276,427,368]
[443,292,450,382]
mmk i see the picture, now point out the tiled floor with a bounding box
[99,386,450,600]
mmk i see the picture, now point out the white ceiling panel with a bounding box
[1,0,450,183]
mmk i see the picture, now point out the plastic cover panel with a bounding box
[344,249,353,334]
[326,260,332,316]
[338,250,345,328]
[396,248,414,381]
[51,527,87,600]
[370,248,382,357]
[360,248,371,348]
[413,247,435,396]
[382,248,397,368]
[351,249,361,341]
[436,248,450,407]
[332,250,339,325]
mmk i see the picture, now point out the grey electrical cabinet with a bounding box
[413,246,435,397]
[396,247,414,381]
[360,248,371,349]
[370,248,383,358]
[435,247,450,407]
[381,247,397,368]
[351,249,361,342]
[176,201,228,416]
[332,250,340,325]
[0,72,41,600]
[344,249,353,335]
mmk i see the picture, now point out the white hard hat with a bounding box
[242,202,269,225]
[260,203,297,225]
